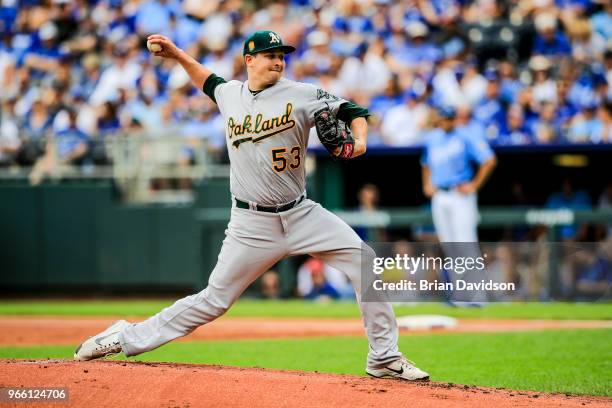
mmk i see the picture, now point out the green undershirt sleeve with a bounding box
[336,101,370,124]
[202,74,227,104]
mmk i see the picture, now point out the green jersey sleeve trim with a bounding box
[337,102,370,123]
[202,74,228,104]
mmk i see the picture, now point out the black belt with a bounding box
[437,186,456,192]
[235,195,305,213]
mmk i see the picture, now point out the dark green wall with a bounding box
[0,177,318,295]
[0,182,218,291]
[1,185,41,286]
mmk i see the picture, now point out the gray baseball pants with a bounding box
[119,198,403,368]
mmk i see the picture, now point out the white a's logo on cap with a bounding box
[269,32,280,44]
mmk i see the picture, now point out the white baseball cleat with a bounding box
[366,357,430,381]
[74,320,130,361]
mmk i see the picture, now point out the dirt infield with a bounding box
[2,317,611,406]
[1,360,610,408]
[0,316,611,346]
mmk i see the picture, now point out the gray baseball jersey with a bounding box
[214,78,347,205]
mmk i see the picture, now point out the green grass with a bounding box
[2,329,611,396]
[0,299,611,320]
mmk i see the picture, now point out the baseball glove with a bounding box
[314,105,355,160]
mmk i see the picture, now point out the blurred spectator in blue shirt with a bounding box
[420,0,460,27]
[589,3,612,51]
[437,18,468,61]
[392,21,442,71]
[127,91,164,131]
[530,101,562,144]
[575,253,612,300]
[181,100,226,162]
[29,109,89,185]
[567,97,606,143]
[136,0,173,36]
[96,101,121,138]
[384,12,411,61]
[556,79,579,129]
[98,0,137,40]
[338,40,390,98]
[301,31,335,77]
[368,75,404,118]
[297,258,352,301]
[89,44,142,107]
[54,109,89,162]
[76,54,102,100]
[402,0,426,24]
[23,22,62,77]
[532,14,571,58]
[498,104,535,145]
[381,90,429,146]
[138,64,163,101]
[569,67,607,109]
[332,0,373,35]
[0,0,17,33]
[23,99,53,142]
[546,178,592,240]
[473,71,506,139]
[370,0,392,38]
[498,61,523,105]
[201,38,235,81]
[170,13,202,50]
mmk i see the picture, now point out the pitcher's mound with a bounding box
[2,360,610,407]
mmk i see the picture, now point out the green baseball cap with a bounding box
[243,30,296,56]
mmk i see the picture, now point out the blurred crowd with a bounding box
[1,0,612,173]
[272,181,611,302]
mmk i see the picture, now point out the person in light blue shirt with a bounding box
[567,97,606,143]
[332,6,374,35]
[498,105,535,145]
[388,22,442,69]
[590,3,612,45]
[473,73,506,139]
[28,109,89,185]
[135,0,173,36]
[421,106,497,304]
[421,106,497,242]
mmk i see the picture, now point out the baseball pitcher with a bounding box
[74,30,428,381]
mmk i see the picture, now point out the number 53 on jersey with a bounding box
[271,146,301,172]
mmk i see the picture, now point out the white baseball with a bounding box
[147,41,162,53]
